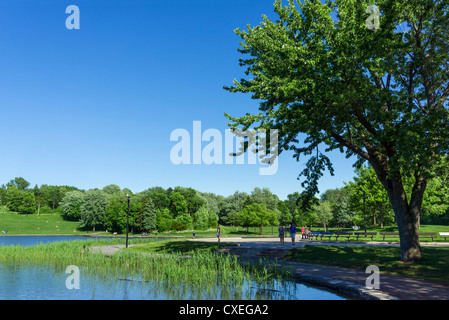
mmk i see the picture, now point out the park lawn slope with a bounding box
[0,212,81,235]
[284,245,449,283]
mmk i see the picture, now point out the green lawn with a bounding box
[284,245,449,283]
[0,208,85,235]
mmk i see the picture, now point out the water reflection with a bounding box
[0,262,346,300]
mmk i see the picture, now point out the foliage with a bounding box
[224,0,449,261]
[311,201,333,231]
[78,190,109,232]
[238,203,278,234]
[60,191,84,221]
[4,188,36,215]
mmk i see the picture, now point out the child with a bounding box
[290,223,297,245]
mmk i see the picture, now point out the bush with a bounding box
[171,220,187,231]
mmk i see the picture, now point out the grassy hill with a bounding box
[0,206,82,235]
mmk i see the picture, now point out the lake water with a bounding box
[0,236,348,300]
[0,235,100,246]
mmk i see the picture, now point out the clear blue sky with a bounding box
[0,0,358,200]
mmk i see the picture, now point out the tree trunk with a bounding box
[371,163,425,262]
[385,178,425,262]
[391,202,422,262]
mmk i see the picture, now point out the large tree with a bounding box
[238,203,278,234]
[225,0,449,261]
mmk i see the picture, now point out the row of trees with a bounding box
[2,172,449,234]
[0,178,78,215]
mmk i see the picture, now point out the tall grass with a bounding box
[0,239,294,299]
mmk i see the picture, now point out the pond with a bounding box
[0,235,171,246]
[0,262,347,300]
[0,236,349,300]
[0,235,100,246]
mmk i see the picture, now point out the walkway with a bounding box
[89,237,449,300]
[190,237,449,300]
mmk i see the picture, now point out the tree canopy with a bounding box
[224,0,449,261]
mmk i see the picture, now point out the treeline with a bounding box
[1,165,448,234]
[313,165,449,231]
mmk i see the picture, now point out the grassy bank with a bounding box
[123,239,237,254]
[284,245,449,283]
[0,239,293,299]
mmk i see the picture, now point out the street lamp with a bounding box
[126,194,130,248]
[362,190,368,236]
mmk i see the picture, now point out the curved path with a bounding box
[189,237,449,300]
[89,237,449,300]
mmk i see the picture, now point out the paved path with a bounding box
[189,237,449,300]
[90,237,449,300]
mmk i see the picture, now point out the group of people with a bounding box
[278,223,307,246]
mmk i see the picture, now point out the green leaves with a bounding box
[225,0,449,195]
[238,203,278,234]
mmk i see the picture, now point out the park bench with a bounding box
[380,232,437,241]
[334,232,353,241]
[301,232,312,239]
[418,232,437,241]
[379,232,399,241]
[302,231,321,240]
[317,232,334,241]
[439,232,449,241]
[354,232,377,241]
[310,232,321,240]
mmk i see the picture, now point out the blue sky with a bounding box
[0,0,358,200]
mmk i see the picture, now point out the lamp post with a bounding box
[126,194,130,248]
[362,190,367,236]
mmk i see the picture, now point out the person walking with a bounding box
[217,224,221,243]
[278,224,285,245]
[289,223,297,245]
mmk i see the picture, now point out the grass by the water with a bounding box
[123,239,236,254]
[0,238,294,299]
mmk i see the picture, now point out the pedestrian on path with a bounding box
[278,224,285,245]
[217,224,221,243]
[290,223,297,245]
